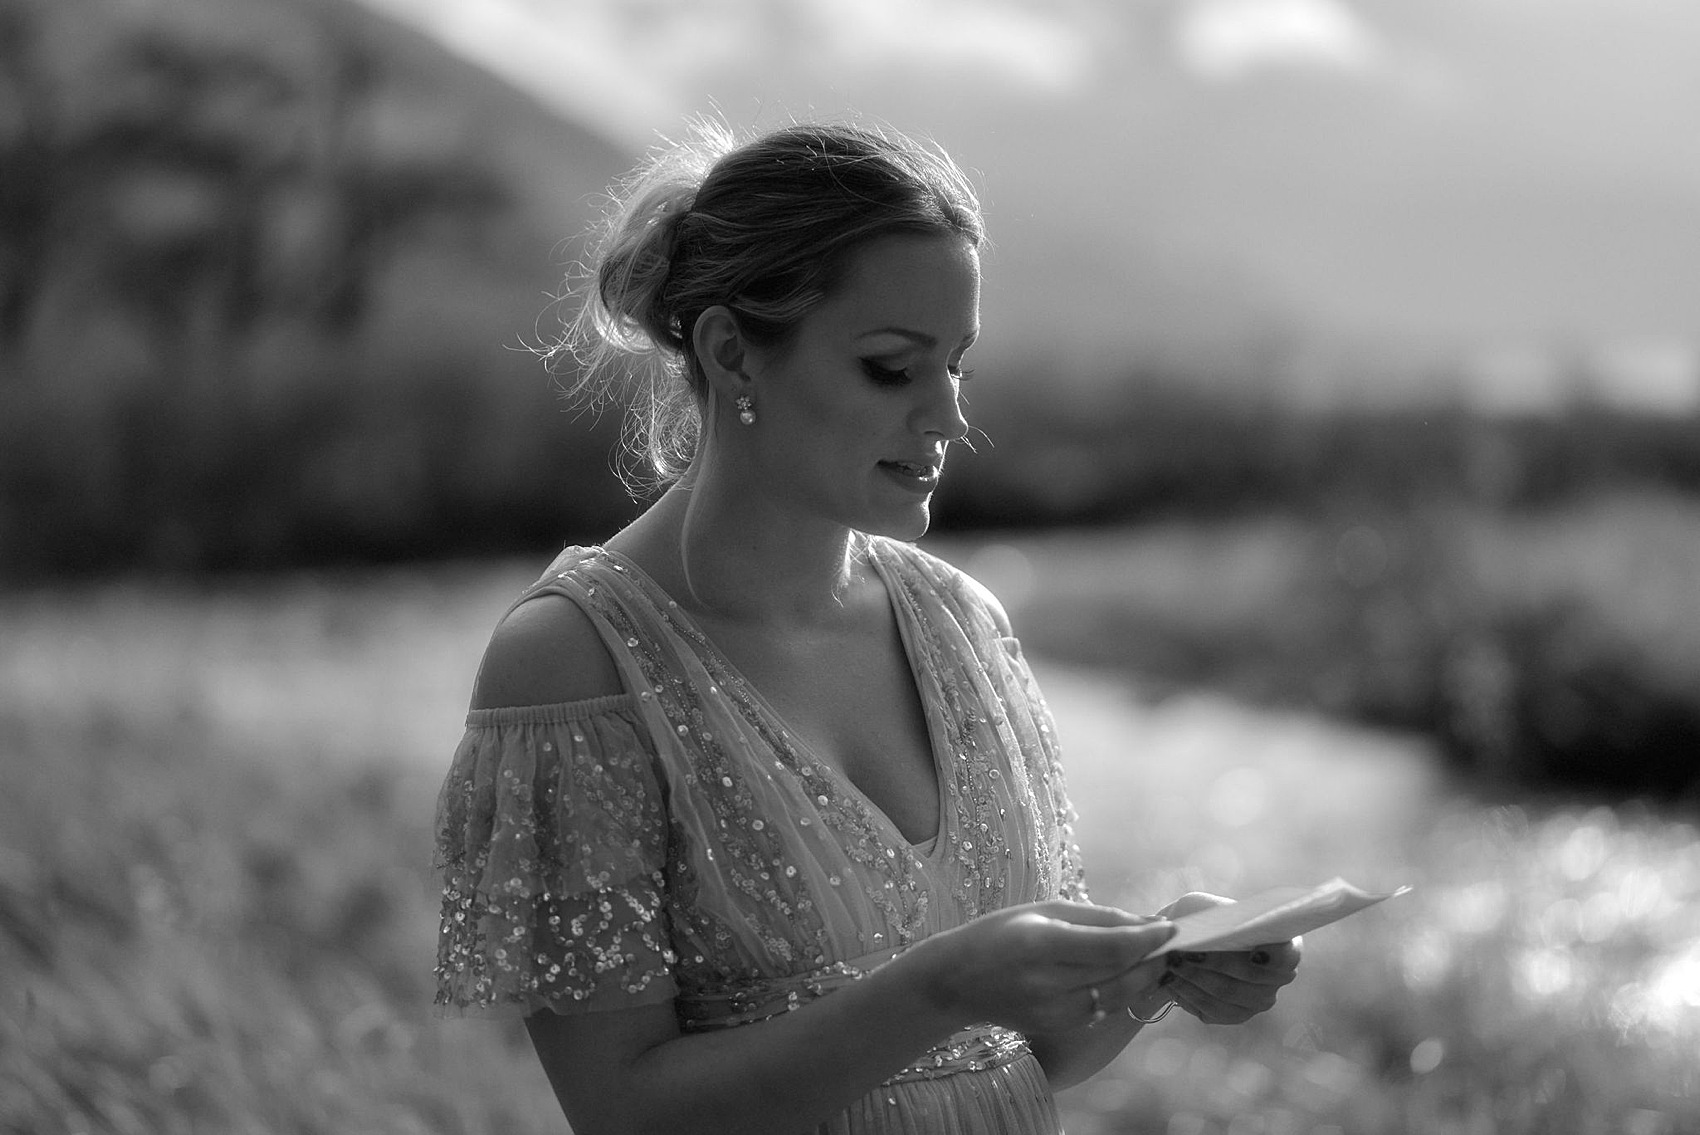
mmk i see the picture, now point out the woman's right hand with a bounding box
[907,901,1175,1035]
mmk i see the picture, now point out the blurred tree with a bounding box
[91,34,297,385]
[81,27,508,383]
[0,0,574,575]
[0,0,58,367]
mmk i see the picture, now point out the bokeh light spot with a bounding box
[1444,879,1506,935]
[1559,822,1609,881]
[1516,947,1575,1001]
[1649,945,1700,1013]
[1400,927,1452,991]
[1409,1037,1445,1075]
[1619,868,1668,922]
[1227,1057,1273,1102]
[1578,890,1622,944]
[1302,1052,1362,1099]
[1538,897,1583,945]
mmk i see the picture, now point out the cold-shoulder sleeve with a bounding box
[433,696,678,1018]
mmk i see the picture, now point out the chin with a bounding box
[866,504,933,543]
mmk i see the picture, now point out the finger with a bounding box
[1158,891,1235,919]
[1179,964,1275,1007]
[1030,900,1169,929]
[1096,956,1168,1008]
[1258,937,1304,969]
[1062,953,1167,994]
[1042,920,1176,971]
[1172,937,1302,974]
[1165,968,1268,1024]
[1168,950,1297,988]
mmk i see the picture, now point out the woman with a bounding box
[434,120,1300,1135]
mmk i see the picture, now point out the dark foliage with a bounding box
[1013,503,1700,801]
[0,0,637,577]
[934,373,1700,530]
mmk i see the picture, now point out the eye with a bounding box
[862,359,975,386]
[861,359,910,387]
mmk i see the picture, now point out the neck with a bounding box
[623,467,872,628]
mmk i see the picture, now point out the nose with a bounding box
[919,372,970,443]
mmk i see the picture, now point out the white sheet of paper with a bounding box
[1151,878,1411,956]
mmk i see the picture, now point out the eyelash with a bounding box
[861,361,975,386]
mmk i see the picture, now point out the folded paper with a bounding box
[1153,877,1411,956]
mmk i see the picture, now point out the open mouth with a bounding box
[879,459,941,488]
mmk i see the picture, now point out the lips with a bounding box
[881,459,939,480]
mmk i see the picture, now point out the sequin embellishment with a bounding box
[433,539,1088,1035]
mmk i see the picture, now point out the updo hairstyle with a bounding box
[552,119,984,491]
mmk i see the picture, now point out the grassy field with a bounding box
[2,510,1697,1134]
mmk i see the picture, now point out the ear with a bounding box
[691,305,750,402]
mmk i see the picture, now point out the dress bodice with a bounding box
[433,537,1086,1133]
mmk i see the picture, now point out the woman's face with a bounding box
[735,233,980,542]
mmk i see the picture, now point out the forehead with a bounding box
[811,234,981,342]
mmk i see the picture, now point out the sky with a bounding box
[355,0,1700,407]
[353,0,1428,142]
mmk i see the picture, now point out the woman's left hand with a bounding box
[1154,892,1302,1025]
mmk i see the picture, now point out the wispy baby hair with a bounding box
[547,115,984,493]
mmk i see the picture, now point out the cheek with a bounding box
[792,382,886,435]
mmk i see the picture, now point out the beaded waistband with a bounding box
[674,949,1030,1084]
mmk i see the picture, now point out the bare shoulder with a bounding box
[470,593,623,710]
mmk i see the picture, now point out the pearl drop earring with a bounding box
[736,395,755,426]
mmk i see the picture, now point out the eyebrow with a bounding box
[855,327,980,349]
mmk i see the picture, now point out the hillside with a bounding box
[356,0,1700,397]
[1,0,640,574]
[272,0,638,357]
[7,0,1699,575]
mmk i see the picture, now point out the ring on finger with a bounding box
[1128,1000,1173,1024]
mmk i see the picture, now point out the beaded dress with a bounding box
[434,536,1088,1134]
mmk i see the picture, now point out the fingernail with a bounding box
[1251,949,1271,966]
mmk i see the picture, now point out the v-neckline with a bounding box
[594,541,952,860]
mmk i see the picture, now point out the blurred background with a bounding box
[2,0,1698,1132]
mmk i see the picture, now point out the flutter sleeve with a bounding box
[433,695,678,1018]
